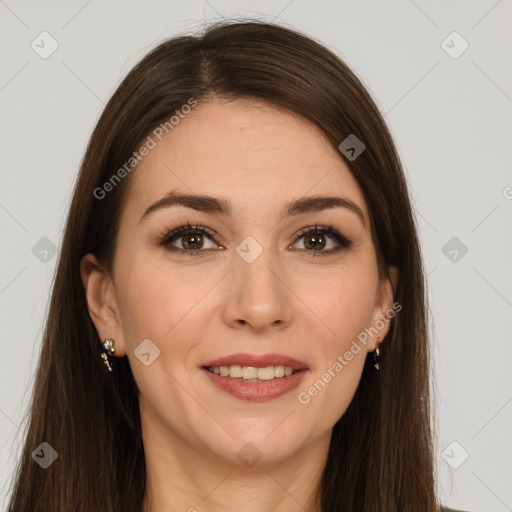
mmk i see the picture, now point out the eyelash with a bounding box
[156,222,353,258]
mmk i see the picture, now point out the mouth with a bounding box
[204,364,299,382]
[201,353,309,401]
[202,352,308,380]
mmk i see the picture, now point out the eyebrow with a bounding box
[139,190,366,229]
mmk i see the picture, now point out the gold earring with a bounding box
[100,338,115,372]
[373,336,381,370]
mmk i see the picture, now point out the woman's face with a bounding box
[82,98,397,466]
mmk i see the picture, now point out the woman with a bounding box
[7,20,465,511]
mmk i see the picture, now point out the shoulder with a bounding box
[440,506,469,512]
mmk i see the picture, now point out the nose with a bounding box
[220,245,294,333]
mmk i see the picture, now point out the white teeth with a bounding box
[229,365,242,378]
[208,364,297,380]
[242,366,258,379]
[257,366,275,381]
[274,365,285,378]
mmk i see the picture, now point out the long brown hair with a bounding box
[6,20,436,511]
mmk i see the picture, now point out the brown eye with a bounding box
[292,224,353,257]
[159,224,220,256]
[303,233,327,251]
[181,233,204,250]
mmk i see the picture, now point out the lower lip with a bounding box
[202,368,308,402]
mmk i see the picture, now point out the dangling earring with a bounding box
[100,338,115,372]
[373,336,381,370]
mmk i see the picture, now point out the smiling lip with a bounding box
[201,352,309,402]
[202,368,308,401]
[202,353,309,371]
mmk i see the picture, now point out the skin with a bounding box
[81,98,398,512]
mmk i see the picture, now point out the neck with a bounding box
[141,416,329,512]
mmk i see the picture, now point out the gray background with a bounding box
[1,1,511,510]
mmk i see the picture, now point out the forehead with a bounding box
[123,98,369,224]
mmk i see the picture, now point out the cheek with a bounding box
[297,288,372,431]
[114,251,226,388]
[293,263,376,421]
[114,253,217,397]
[116,251,214,338]
[308,263,378,350]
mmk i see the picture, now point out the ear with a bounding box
[79,253,127,357]
[367,265,400,351]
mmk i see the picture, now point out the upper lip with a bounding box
[203,353,309,371]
